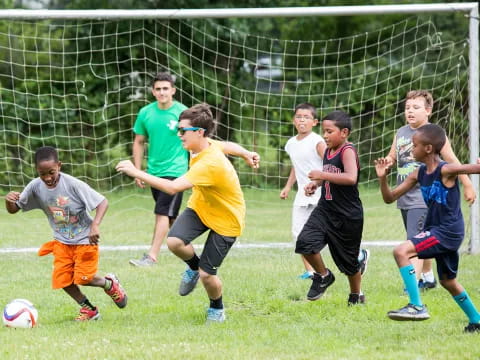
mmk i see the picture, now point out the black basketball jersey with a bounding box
[318,143,363,219]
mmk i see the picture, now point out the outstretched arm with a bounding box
[221,141,260,169]
[5,191,21,214]
[440,137,476,204]
[116,160,193,194]
[375,157,417,203]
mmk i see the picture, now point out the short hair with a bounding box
[151,72,175,87]
[322,110,352,132]
[415,123,446,154]
[179,103,216,137]
[406,90,434,109]
[294,103,317,119]
[34,146,59,165]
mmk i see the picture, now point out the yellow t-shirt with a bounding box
[184,140,245,237]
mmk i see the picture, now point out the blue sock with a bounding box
[400,264,422,307]
[454,290,480,324]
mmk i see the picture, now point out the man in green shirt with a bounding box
[129,72,188,266]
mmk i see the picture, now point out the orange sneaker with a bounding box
[104,273,128,308]
[75,307,101,321]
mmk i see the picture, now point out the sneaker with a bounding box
[464,323,480,333]
[75,307,101,321]
[179,268,200,296]
[104,274,128,308]
[298,271,314,280]
[359,249,370,276]
[307,269,335,301]
[387,303,430,321]
[348,293,366,306]
[418,279,437,291]
[129,253,157,267]
[206,307,226,323]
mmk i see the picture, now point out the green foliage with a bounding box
[0,5,472,191]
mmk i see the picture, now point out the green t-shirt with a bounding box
[133,101,188,177]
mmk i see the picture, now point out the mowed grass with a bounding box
[0,186,478,359]
[1,248,480,359]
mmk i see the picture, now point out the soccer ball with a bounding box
[3,299,38,328]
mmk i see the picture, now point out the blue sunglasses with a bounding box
[177,127,205,135]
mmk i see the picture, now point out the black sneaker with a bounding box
[348,293,366,306]
[464,323,480,333]
[359,249,370,276]
[418,279,437,291]
[307,269,335,301]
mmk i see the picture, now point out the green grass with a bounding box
[0,186,478,359]
[1,248,480,359]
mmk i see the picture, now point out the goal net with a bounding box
[0,8,476,248]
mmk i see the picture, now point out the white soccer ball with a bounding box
[3,299,38,328]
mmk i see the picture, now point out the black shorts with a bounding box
[295,206,363,276]
[411,230,459,280]
[150,177,183,218]
[168,208,236,275]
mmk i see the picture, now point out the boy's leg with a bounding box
[130,187,182,266]
[199,231,235,323]
[168,208,209,296]
[293,205,315,278]
[63,284,101,321]
[437,252,480,331]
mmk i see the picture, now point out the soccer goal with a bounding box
[0,4,478,251]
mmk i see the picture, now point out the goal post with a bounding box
[0,4,478,251]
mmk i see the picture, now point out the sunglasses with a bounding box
[177,127,205,135]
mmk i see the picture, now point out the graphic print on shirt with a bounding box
[47,195,89,239]
[397,135,421,182]
[421,180,449,206]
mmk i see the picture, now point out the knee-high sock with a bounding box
[400,264,422,307]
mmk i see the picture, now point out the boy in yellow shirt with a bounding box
[116,103,259,323]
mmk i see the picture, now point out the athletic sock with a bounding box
[185,254,200,271]
[78,296,95,310]
[400,264,422,307]
[454,290,480,324]
[104,277,113,291]
[422,270,435,283]
[210,296,223,309]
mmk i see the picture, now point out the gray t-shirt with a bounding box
[395,124,426,210]
[17,173,105,245]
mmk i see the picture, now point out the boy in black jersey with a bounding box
[296,110,365,305]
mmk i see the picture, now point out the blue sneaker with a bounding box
[387,303,430,321]
[179,268,199,296]
[418,279,437,291]
[206,307,226,323]
[297,271,314,280]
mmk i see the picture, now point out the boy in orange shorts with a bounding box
[5,146,127,321]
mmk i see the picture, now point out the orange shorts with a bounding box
[38,240,99,289]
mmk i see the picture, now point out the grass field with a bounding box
[0,187,478,359]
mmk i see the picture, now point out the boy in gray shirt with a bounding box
[5,146,128,321]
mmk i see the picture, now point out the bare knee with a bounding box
[167,236,184,251]
[199,269,213,281]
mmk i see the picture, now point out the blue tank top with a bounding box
[418,161,464,249]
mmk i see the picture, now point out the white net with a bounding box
[0,15,471,245]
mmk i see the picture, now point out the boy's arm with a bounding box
[89,198,108,245]
[441,160,480,187]
[221,141,260,169]
[116,160,193,194]
[375,158,418,203]
[132,134,147,189]
[316,141,326,159]
[440,137,476,204]
[308,147,358,185]
[280,167,296,199]
[5,191,21,214]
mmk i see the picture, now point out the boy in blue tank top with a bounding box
[376,123,480,332]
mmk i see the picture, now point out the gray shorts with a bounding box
[168,208,236,275]
[401,208,427,240]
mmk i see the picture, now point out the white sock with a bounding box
[422,271,435,283]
